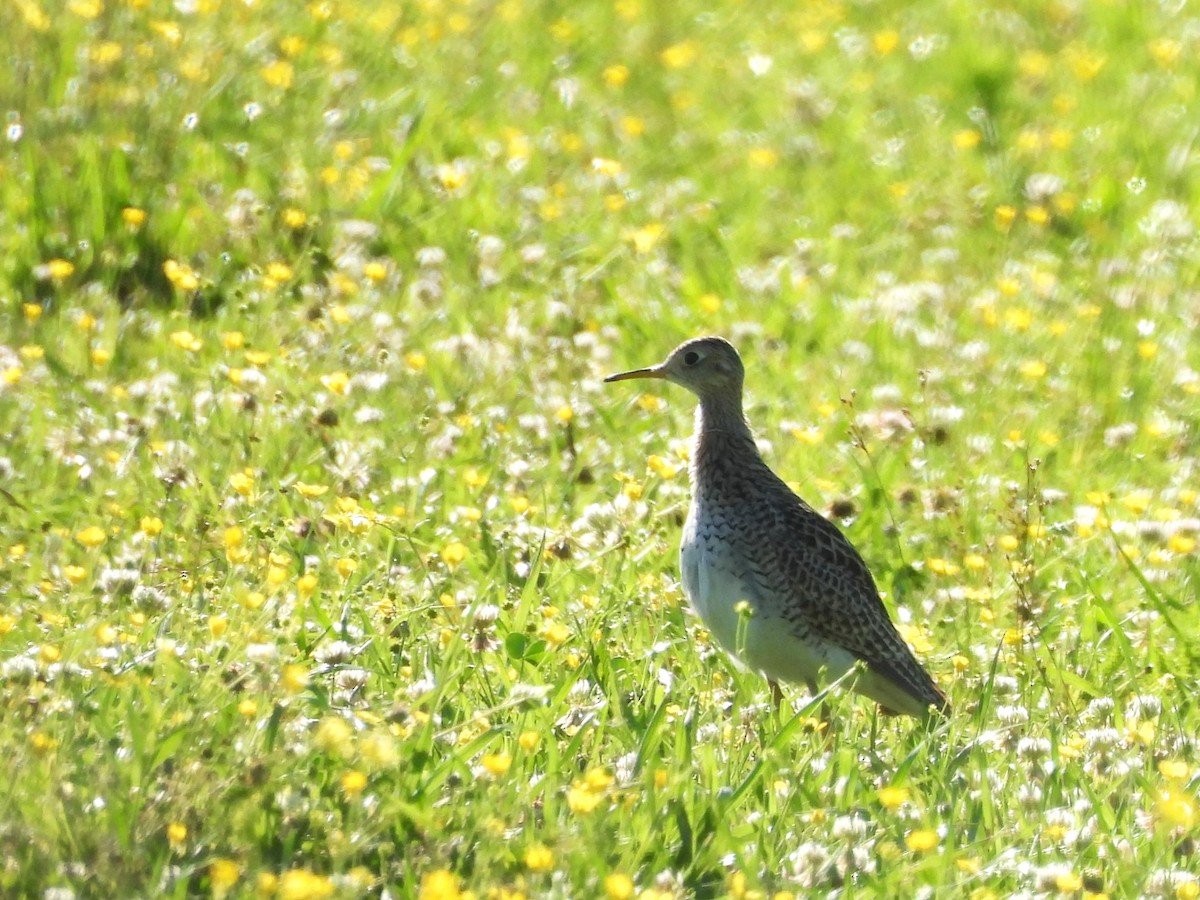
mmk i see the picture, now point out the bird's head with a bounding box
[604,336,745,401]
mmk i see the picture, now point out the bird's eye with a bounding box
[683,351,701,366]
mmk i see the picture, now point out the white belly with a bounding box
[680,509,857,687]
[680,522,751,662]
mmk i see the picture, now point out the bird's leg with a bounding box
[769,679,784,711]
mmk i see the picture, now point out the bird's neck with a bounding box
[693,391,752,439]
[690,392,758,483]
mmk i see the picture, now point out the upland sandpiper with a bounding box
[606,336,948,718]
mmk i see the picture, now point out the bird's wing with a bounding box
[741,476,947,712]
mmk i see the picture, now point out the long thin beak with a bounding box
[604,365,666,383]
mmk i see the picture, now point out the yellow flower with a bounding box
[604,874,634,900]
[1005,308,1033,331]
[440,541,469,568]
[481,753,512,777]
[586,767,613,790]
[279,34,306,57]
[282,663,309,694]
[541,621,570,647]
[169,329,204,352]
[1156,787,1198,828]
[283,207,308,229]
[1121,491,1152,515]
[603,64,629,87]
[418,869,463,900]
[261,59,295,89]
[76,525,107,548]
[46,258,75,280]
[1150,38,1182,69]
[321,371,350,395]
[278,869,334,900]
[905,830,939,852]
[518,731,541,752]
[265,261,293,283]
[360,731,399,768]
[295,573,319,599]
[335,557,357,579]
[748,146,778,168]
[313,716,354,758]
[1055,872,1082,893]
[1126,720,1155,746]
[38,644,62,665]
[68,0,103,18]
[625,222,665,254]
[229,472,255,496]
[926,557,961,576]
[212,334,244,357]
[660,40,698,69]
[22,303,42,322]
[64,565,88,585]
[406,351,428,371]
[953,129,981,150]
[163,260,200,291]
[647,455,678,479]
[17,1,50,30]
[877,785,909,810]
[896,623,933,654]
[436,163,468,192]
[591,157,622,178]
[873,30,900,54]
[209,858,241,894]
[340,770,368,797]
[1066,45,1106,81]
[167,821,187,848]
[524,843,553,872]
[567,785,602,813]
[121,206,146,228]
[292,481,329,499]
[1159,759,1191,781]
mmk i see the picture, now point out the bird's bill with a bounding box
[604,365,666,383]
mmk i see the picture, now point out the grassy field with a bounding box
[2,0,1199,897]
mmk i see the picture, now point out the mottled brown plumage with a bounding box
[606,336,948,718]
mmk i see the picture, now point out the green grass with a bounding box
[2,0,1199,897]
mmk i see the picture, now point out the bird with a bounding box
[605,336,948,718]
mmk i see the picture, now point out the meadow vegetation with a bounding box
[1,0,1199,897]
